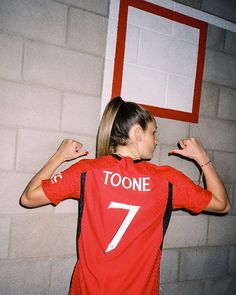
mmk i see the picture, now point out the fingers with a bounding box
[178,137,199,148]
[169,148,184,155]
[169,137,204,161]
[58,139,89,161]
[74,142,83,153]
[169,138,195,156]
[169,139,188,154]
[179,139,186,149]
[74,142,89,157]
[76,150,89,158]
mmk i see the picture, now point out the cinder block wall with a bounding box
[159,1,236,293]
[0,1,235,294]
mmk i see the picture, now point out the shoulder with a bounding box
[138,161,192,183]
[69,155,118,173]
[137,161,180,175]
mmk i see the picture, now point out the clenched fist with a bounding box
[56,139,89,162]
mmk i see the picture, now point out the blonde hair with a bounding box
[96,97,154,158]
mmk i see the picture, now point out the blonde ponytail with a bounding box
[96,97,154,158]
[96,97,124,158]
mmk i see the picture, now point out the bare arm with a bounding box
[170,137,231,214]
[20,139,88,208]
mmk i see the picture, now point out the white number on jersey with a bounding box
[105,201,140,253]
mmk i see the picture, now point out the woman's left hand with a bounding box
[170,137,209,166]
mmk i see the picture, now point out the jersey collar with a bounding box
[111,153,143,163]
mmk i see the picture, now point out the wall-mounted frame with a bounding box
[111,0,208,123]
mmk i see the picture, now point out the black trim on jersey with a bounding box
[111,153,143,163]
[76,172,87,259]
[161,182,173,249]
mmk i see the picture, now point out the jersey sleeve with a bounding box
[41,160,89,205]
[169,168,212,214]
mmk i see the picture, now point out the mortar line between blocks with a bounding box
[59,91,64,132]
[20,38,25,81]
[65,5,70,48]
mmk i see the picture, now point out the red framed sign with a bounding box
[111,0,208,122]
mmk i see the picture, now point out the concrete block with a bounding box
[202,0,236,24]
[165,74,195,113]
[156,117,190,145]
[207,14,227,31]
[229,247,236,274]
[0,79,61,130]
[56,0,109,16]
[160,249,179,283]
[199,81,219,117]
[128,6,172,35]
[105,19,118,60]
[167,39,198,78]
[181,157,201,182]
[96,0,110,16]
[23,40,103,96]
[204,50,236,89]
[0,171,53,215]
[225,20,236,33]
[172,21,199,45]
[171,209,191,216]
[121,62,167,107]
[159,144,183,171]
[11,214,77,258]
[0,32,22,80]
[174,2,207,22]
[218,86,236,121]
[0,216,11,259]
[225,30,236,56]
[172,0,202,9]
[54,199,80,214]
[164,215,208,248]
[125,24,140,64]
[0,0,67,46]
[214,152,236,183]
[0,127,16,170]
[206,24,225,51]
[190,118,236,153]
[208,215,236,246]
[179,247,228,280]
[67,8,108,57]
[139,30,170,72]
[160,280,204,295]
[108,0,120,20]
[204,276,236,295]
[50,257,77,295]
[62,92,101,136]
[16,129,96,173]
[0,259,50,295]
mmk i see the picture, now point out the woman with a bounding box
[20,97,230,294]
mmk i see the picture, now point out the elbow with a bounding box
[206,193,231,214]
[216,199,231,214]
[20,191,33,208]
[221,200,231,214]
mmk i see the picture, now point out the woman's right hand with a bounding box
[55,139,89,162]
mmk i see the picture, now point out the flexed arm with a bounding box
[170,137,231,214]
[20,139,88,208]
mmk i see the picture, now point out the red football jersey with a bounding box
[42,155,212,294]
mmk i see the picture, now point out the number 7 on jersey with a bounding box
[105,201,140,253]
